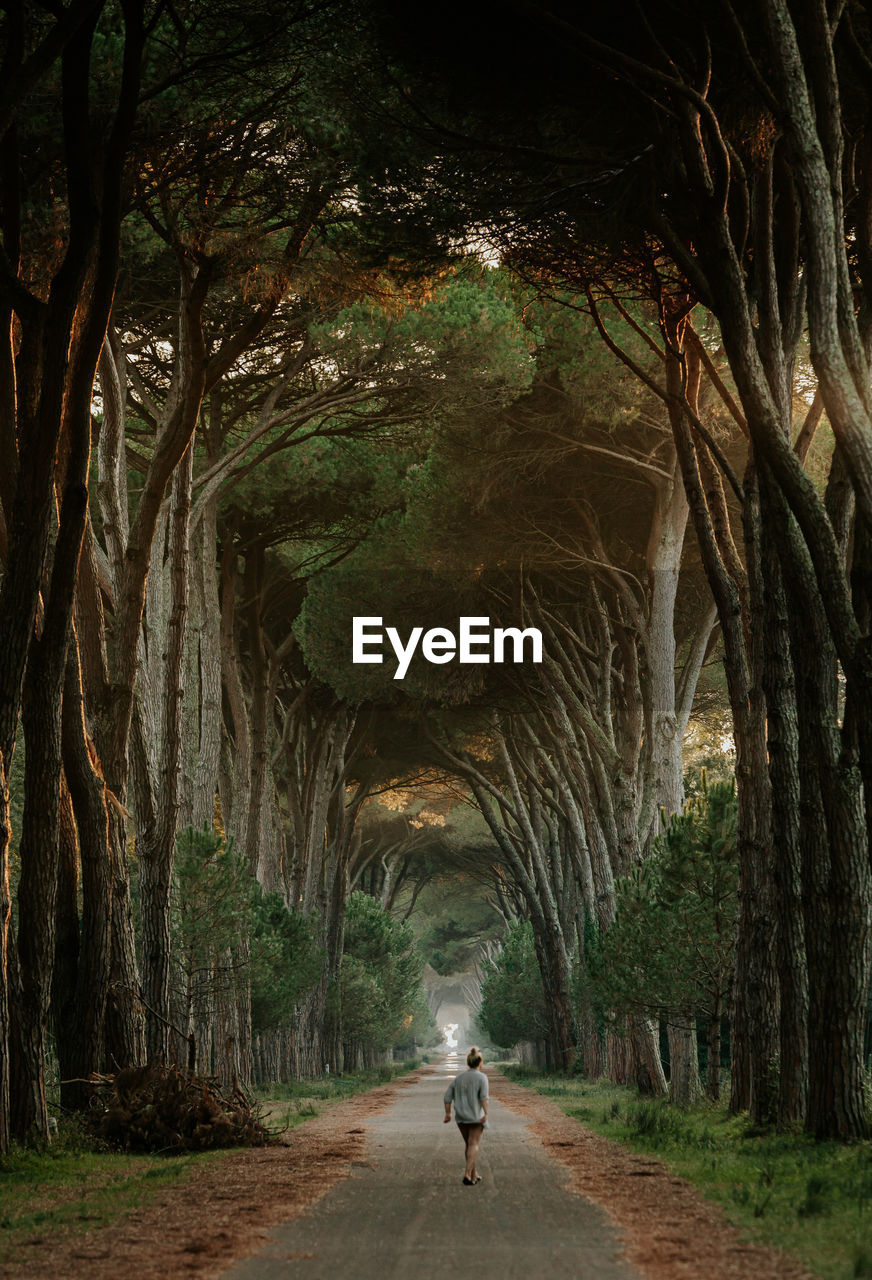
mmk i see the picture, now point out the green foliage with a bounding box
[173,828,322,1029]
[174,828,255,984]
[310,272,535,402]
[505,1073,872,1280]
[228,435,410,550]
[583,779,738,1027]
[250,894,323,1036]
[407,872,505,975]
[297,535,499,705]
[335,891,431,1054]
[253,1061,422,1130]
[0,1138,203,1268]
[477,921,549,1047]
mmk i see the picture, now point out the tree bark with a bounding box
[667,1021,701,1107]
[57,641,113,1103]
[758,475,808,1128]
[138,441,194,1061]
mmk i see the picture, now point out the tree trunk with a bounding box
[138,442,194,1062]
[52,780,80,1104]
[56,641,114,1102]
[243,546,269,880]
[630,1017,669,1096]
[190,493,222,830]
[11,462,88,1141]
[663,332,781,1121]
[707,1001,722,1102]
[11,648,63,1141]
[667,1021,701,1107]
[0,756,10,1154]
[758,478,808,1129]
[103,807,145,1069]
[766,468,871,1139]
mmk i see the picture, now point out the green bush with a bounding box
[172,826,323,1035]
[581,779,737,1034]
[477,921,549,1047]
[333,892,432,1059]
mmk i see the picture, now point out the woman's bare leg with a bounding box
[465,1125,483,1180]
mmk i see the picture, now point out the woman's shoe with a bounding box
[462,1176,474,1185]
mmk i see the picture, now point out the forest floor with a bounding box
[0,1059,827,1279]
[505,1068,871,1280]
[0,1063,420,1279]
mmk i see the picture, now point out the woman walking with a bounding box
[443,1046,489,1185]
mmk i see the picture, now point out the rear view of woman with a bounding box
[443,1046,489,1184]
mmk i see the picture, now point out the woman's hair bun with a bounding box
[467,1045,483,1067]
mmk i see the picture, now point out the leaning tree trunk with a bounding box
[646,450,705,1105]
[138,443,194,1062]
[11,444,89,1141]
[56,645,114,1107]
[758,477,808,1129]
[664,344,780,1122]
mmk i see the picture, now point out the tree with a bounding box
[589,780,738,1103]
[172,826,322,1075]
[357,0,872,1139]
[335,890,428,1067]
[1,0,146,1147]
[477,921,549,1051]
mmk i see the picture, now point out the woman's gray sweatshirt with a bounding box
[444,1067,489,1123]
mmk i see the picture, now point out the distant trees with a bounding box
[587,780,738,1103]
[335,891,432,1069]
[477,922,549,1055]
[168,829,434,1083]
[171,826,322,1080]
[298,295,724,1096]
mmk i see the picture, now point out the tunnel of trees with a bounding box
[1,0,871,1154]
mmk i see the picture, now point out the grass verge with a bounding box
[0,1060,420,1265]
[0,1120,218,1267]
[253,1058,422,1130]
[504,1069,872,1280]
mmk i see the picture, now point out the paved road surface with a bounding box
[225,1054,636,1279]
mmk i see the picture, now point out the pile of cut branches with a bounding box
[85,1063,273,1152]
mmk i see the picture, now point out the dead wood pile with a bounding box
[85,1063,274,1153]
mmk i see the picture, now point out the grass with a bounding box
[0,1118,216,1266]
[0,1060,421,1264]
[504,1068,872,1280]
[253,1058,422,1131]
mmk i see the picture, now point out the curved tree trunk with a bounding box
[138,442,194,1062]
[56,643,114,1107]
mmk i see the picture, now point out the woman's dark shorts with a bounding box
[457,1121,484,1143]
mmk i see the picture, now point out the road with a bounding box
[224,1054,636,1279]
